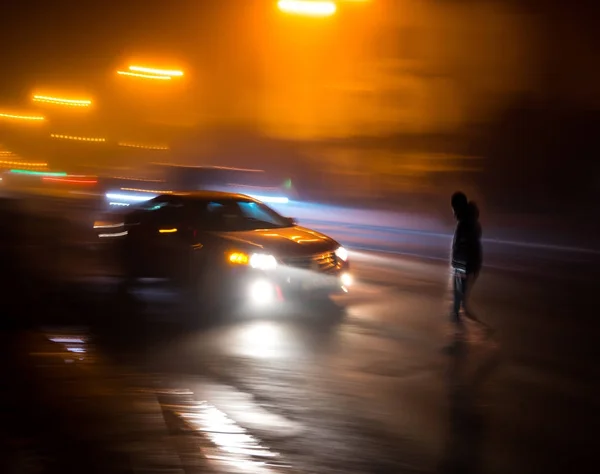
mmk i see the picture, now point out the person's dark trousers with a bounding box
[451,269,479,324]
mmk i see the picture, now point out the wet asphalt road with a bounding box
[68,249,598,474]
[5,199,596,474]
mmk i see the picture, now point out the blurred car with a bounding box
[154,164,292,204]
[101,165,293,210]
[94,191,351,315]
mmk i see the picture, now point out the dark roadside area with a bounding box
[0,197,197,474]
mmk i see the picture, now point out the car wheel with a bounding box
[184,271,226,326]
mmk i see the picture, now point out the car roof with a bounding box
[162,190,258,201]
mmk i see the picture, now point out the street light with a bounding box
[128,66,184,77]
[33,95,92,107]
[117,70,172,80]
[118,141,169,150]
[116,65,184,80]
[0,112,45,122]
[0,159,48,168]
[50,133,106,143]
[277,0,337,17]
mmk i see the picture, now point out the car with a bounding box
[101,165,292,210]
[154,164,292,205]
[94,191,351,316]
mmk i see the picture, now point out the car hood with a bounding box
[211,226,339,257]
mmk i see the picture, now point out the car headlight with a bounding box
[249,253,278,270]
[227,251,278,270]
[335,246,348,262]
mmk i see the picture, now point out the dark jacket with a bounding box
[451,202,482,274]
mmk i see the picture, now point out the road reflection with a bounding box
[440,338,500,474]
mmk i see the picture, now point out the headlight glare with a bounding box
[250,253,278,270]
[335,246,348,262]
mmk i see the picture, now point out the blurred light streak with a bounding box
[99,230,128,238]
[158,228,177,234]
[121,187,173,194]
[0,112,45,121]
[117,70,172,80]
[0,151,16,156]
[66,347,86,353]
[152,163,264,173]
[277,0,337,16]
[50,134,106,142]
[49,337,85,344]
[43,177,98,184]
[128,65,183,77]
[118,142,169,150]
[0,160,47,168]
[109,202,130,206]
[32,95,92,107]
[10,169,67,177]
[93,222,124,229]
[112,176,165,182]
[248,195,289,204]
[106,192,155,202]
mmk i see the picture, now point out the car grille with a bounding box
[282,251,338,274]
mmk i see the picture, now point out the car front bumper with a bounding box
[221,264,352,308]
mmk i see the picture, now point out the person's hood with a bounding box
[468,202,480,221]
[456,202,480,223]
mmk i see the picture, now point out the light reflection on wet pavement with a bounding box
[158,388,293,474]
[36,249,600,474]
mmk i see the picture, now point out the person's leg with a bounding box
[463,272,494,337]
[462,272,476,316]
[452,270,465,325]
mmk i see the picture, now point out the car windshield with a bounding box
[198,198,292,231]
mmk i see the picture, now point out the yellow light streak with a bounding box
[50,134,106,143]
[112,176,165,183]
[33,95,92,107]
[118,142,169,150]
[117,70,172,80]
[277,0,337,16]
[121,188,173,194]
[128,65,183,77]
[0,160,48,169]
[158,228,178,234]
[0,112,45,121]
[0,160,47,168]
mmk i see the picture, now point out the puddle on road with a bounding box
[158,387,295,474]
[193,382,305,439]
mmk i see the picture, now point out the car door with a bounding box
[144,198,194,282]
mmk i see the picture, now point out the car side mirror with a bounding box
[287,217,298,226]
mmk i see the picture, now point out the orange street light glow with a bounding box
[118,142,169,150]
[0,160,48,168]
[43,176,98,184]
[50,134,106,143]
[128,65,183,77]
[33,95,92,107]
[278,0,337,16]
[117,70,172,80]
[0,112,45,121]
[121,187,173,194]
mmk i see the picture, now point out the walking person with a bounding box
[449,192,492,337]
